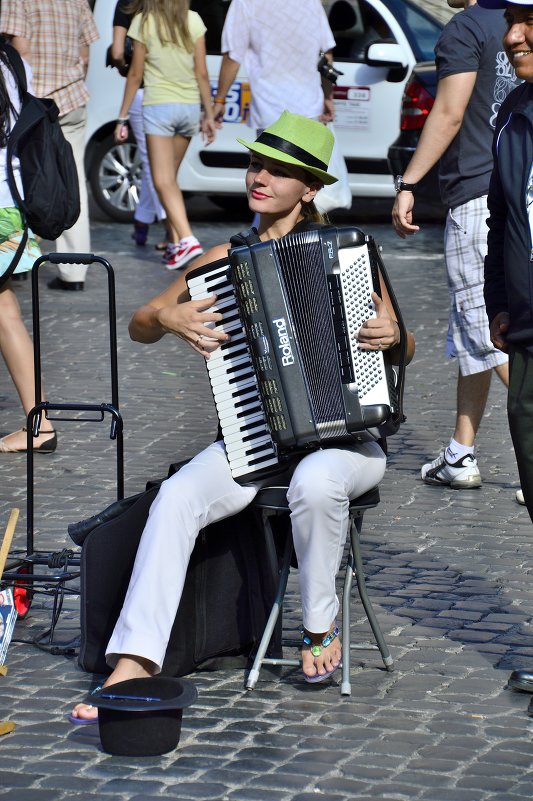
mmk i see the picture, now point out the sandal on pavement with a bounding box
[302,625,341,684]
[68,704,98,725]
[68,686,102,725]
[0,427,57,454]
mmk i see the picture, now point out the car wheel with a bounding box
[89,133,141,223]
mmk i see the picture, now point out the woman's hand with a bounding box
[156,295,230,358]
[200,114,217,145]
[356,292,400,351]
[114,121,129,143]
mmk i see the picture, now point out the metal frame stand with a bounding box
[1,254,124,640]
[245,485,394,696]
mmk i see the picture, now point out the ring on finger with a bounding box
[195,336,202,347]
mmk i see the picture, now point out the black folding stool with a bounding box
[246,484,394,696]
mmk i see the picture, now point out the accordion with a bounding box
[187,225,407,482]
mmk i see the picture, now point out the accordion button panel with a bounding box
[338,245,391,406]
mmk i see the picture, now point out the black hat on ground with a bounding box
[87,676,197,756]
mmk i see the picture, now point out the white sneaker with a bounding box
[165,239,203,270]
[516,488,526,505]
[421,450,481,489]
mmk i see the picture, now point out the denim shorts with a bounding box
[142,102,200,138]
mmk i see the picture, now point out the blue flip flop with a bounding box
[68,686,102,724]
[304,663,339,684]
[68,709,98,725]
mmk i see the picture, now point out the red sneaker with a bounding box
[165,239,203,270]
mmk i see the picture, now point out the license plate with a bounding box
[211,80,250,124]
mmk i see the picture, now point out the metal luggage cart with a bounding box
[1,253,124,643]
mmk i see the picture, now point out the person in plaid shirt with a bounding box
[0,0,99,291]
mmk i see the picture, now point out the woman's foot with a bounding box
[132,220,149,246]
[301,624,342,683]
[0,427,56,454]
[155,224,172,251]
[69,656,155,724]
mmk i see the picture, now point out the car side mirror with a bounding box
[365,42,407,69]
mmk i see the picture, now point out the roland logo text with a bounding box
[272,317,294,366]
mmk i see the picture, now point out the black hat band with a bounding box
[255,132,328,171]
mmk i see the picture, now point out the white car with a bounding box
[85,0,446,222]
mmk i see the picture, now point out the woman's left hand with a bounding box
[200,115,217,145]
[356,292,400,351]
[114,121,129,143]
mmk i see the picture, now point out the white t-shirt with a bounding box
[221,0,335,129]
[0,57,30,209]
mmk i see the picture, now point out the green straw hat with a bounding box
[237,111,338,185]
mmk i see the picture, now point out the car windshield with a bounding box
[386,0,443,61]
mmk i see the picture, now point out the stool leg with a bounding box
[246,526,293,690]
[341,550,355,696]
[350,515,394,672]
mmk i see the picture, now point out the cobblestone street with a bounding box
[1,201,532,801]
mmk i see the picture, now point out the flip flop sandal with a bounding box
[302,625,341,684]
[68,686,102,724]
[68,705,98,725]
[304,663,339,684]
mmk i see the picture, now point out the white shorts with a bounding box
[142,102,200,138]
[444,195,508,376]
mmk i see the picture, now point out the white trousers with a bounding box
[128,90,166,225]
[56,107,90,283]
[106,439,386,672]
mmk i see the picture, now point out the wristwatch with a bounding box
[394,175,417,193]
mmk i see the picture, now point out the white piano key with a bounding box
[222,410,266,437]
[221,416,268,441]
[231,455,280,478]
[208,335,249,365]
[218,399,262,424]
[228,444,277,470]
[209,317,243,336]
[187,269,229,291]
[210,296,237,314]
[216,388,258,413]
[210,365,255,389]
[212,375,258,403]
[207,353,253,379]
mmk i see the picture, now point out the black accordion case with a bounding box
[78,475,284,677]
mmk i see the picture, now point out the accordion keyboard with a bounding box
[187,261,279,479]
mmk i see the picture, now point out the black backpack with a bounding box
[2,42,80,243]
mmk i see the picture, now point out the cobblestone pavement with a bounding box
[1,200,532,801]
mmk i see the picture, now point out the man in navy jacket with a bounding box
[481,0,533,702]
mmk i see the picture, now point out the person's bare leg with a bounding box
[453,368,492,446]
[70,655,155,721]
[0,284,54,450]
[495,360,509,387]
[147,133,193,242]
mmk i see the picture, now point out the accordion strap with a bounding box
[373,245,407,430]
[229,226,261,248]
